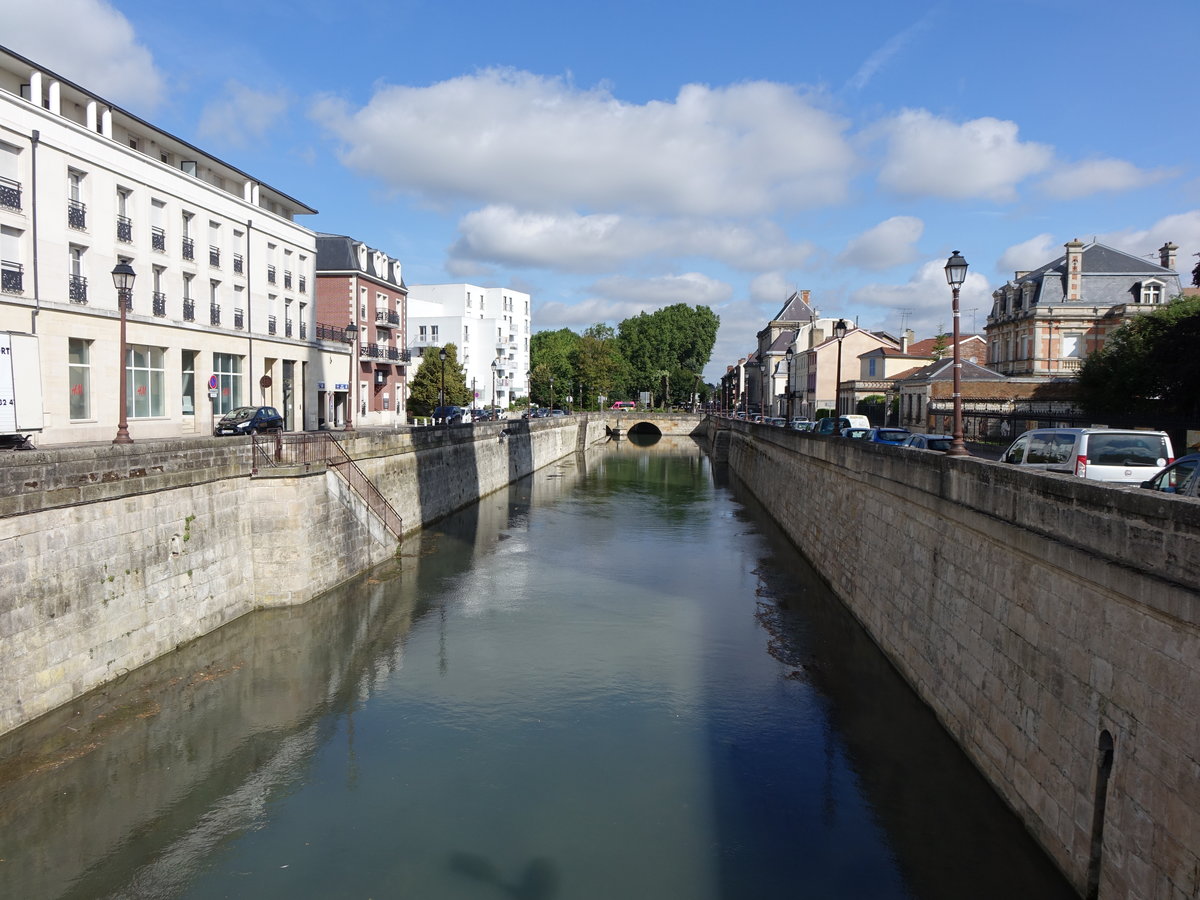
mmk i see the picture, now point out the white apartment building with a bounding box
[0,44,345,445]
[406,284,531,410]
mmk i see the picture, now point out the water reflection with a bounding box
[0,440,1073,900]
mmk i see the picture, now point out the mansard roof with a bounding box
[1007,241,1179,307]
[773,291,817,323]
[315,233,405,288]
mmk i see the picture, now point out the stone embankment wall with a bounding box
[0,417,607,737]
[717,420,1199,900]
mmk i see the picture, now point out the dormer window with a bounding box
[1139,280,1163,304]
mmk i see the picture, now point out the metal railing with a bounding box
[233,253,243,274]
[267,264,276,284]
[299,321,307,340]
[234,308,244,329]
[153,291,166,316]
[268,315,277,335]
[316,322,354,343]
[1,261,22,294]
[0,175,20,211]
[183,298,195,321]
[298,275,306,293]
[116,215,132,243]
[284,270,292,289]
[209,245,220,267]
[285,319,293,338]
[68,199,87,229]
[151,226,166,251]
[182,237,194,260]
[210,303,221,326]
[69,273,88,303]
[249,432,403,540]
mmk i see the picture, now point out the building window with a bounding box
[213,352,242,414]
[126,345,166,418]
[181,350,197,416]
[431,325,439,342]
[419,325,427,341]
[868,357,877,377]
[1062,333,1082,358]
[1140,282,1162,305]
[69,338,91,419]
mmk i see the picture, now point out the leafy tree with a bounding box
[1077,296,1200,419]
[575,323,627,408]
[407,343,469,416]
[1192,255,1200,288]
[929,328,949,360]
[618,304,720,402]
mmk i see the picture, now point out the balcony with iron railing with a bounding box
[285,318,293,338]
[116,215,132,243]
[316,322,353,342]
[298,275,306,293]
[209,245,220,267]
[233,253,243,274]
[299,321,307,340]
[152,291,166,316]
[375,310,400,327]
[284,270,292,289]
[182,237,194,261]
[68,199,86,230]
[1,261,23,294]
[151,226,166,252]
[0,176,20,211]
[268,314,277,335]
[69,274,87,303]
[267,265,276,284]
[183,298,195,321]
[210,303,221,326]
[234,308,244,329]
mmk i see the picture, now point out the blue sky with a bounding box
[7,0,1200,380]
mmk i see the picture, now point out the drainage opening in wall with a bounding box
[1086,729,1115,900]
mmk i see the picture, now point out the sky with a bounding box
[5,0,1200,381]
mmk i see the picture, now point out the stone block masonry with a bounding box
[717,420,1199,900]
[0,417,609,737]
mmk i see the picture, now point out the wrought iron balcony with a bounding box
[182,237,194,260]
[116,215,132,243]
[210,303,221,326]
[68,199,87,230]
[375,310,396,327]
[234,308,244,329]
[183,298,195,321]
[69,273,88,303]
[209,245,220,267]
[298,275,306,293]
[267,315,277,335]
[299,321,307,340]
[0,176,20,211]
[315,322,351,342]
[284,270,292,289]
[152,291,166,316]
[1,260,23,294]
[233,253,243,274]
[285,319,293,338]
[267,265,276,284]
[151,226,166,251]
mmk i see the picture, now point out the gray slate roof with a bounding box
[315,233,404,288]
[1013,241,1180,307]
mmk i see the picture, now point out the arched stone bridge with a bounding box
[589,410,706,437]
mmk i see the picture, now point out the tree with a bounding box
[617,304,720,402]
[530,328,581,407]
[407,344,469,416]
[575,323,627,408]
[929,327,949,360]
[1077,296,1200,419]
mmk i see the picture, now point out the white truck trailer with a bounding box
[0,331,43,449]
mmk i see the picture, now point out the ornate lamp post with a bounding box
[944,251,970,456]
[491,357,498,417]
[758,359,767,418]
[439,346,447,421]
[833,318,848,416]
[345,322,359,430]
[111,261,136,444]
[784,346,794,421]
[549,374,555,411]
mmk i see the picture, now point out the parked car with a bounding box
[214,406,284,436]
[902,433,954,452]
[789,418,812,430]
[610,401,636,411]
[432,405,471,424]
[814,414,871,436]
[548,408,568,417]
[1000,427,1174,483]
[764,417,787,427]
[792,420,818,432]
[1140,453,1200,497]
[865,427,910,445]
[842,427,873,440]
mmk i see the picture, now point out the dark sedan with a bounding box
[214,406,284,436]
[1140,453,1200,496]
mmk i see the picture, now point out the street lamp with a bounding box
[491,357,498,417]
[439,347,447,422]
[758,359,767,418]
[784,346,794,422]
[833,318,848,416]
[345,322,359,430]
[111,261,136,444]
[549,374,555,411]
[944,250,970,457]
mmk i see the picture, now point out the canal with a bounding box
[0,436,1076,900]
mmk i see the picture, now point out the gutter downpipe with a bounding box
[245,216,253,407]
[30,129,40,333]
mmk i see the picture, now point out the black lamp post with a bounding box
[491,358,498,417]
[944,251,970,456]
[549,375,555,412]
[345,322,359,430]
[112,261,136,444]
[758,360,767,418]
[439,347,447,421]
[784,346,794,421]
[833,318,848,416]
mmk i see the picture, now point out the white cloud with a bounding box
[1039,158,1176,199]
[874,110,1053,201]
[4,0,164,111]
[749,272,795,304]
[198,81,291,148]
[838,216,924,270]
[1096,210,1200,273]
[312,70,854,217]
[536,297,663,330]
[997,233,1059,276]
[845,13,934,92]
[849,259,993,338]
[448,205,815,273]
[588,273,732,306]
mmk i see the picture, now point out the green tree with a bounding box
[407,344,469,416]
[530,328,581,406]
[617,304,720,402]
[1077,296,1200,419]
[575,323,627,408]
[929,328,949,360]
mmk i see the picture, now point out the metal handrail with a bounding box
[249,432,403,540]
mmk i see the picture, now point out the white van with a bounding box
[1000,427,1174,483]
[814,414,871,435]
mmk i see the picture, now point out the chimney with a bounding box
[901,329,913,353]
[801,289,811,305]
[1159,242,1178,271]
[1014,271,1029,279]
[1064,239,1084,301]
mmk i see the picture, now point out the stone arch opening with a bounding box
[627,422,662,446]
[1086,729,1115,900]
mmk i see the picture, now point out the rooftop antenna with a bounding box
[967,307,978,333]
[898,308,912,336]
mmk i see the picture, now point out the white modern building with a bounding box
[0,44,345,445]
[406,283,530,410]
